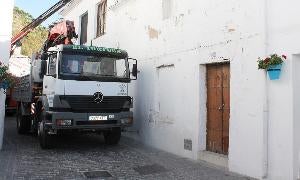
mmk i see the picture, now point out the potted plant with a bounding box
[258,54,286,80]
[0,61,18,93]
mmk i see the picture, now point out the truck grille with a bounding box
[59,96,131,113]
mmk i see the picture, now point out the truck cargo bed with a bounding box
[13,75,32,102]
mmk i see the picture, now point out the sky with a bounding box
[15,0,62,27]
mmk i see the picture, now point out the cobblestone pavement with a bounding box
[0,116,253,180]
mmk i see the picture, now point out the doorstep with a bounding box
[198,151,228,169]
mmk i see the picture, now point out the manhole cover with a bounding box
[133,164,168,175]
[83,171,112,179]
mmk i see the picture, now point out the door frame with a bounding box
[198,62,230,160]
[206,63,230,155]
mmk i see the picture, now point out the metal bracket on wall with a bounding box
[156,64,174,69]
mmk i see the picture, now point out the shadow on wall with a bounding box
[0,39,11,150]
[0,39,11,115]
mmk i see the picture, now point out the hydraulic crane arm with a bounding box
[11,0,72,48]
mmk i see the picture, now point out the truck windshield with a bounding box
[60,54,129,79]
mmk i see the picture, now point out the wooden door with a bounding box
[206,63,230,155]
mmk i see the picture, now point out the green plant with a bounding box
[13,7,48,57]
[258,54,286,69]
[0,61,19,90]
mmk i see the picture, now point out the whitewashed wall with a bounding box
[0,0,14,150]
[61,0,299,179]
[265,0,300,179]
[0,0,14,64]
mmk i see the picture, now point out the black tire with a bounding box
[32,102,43,136]
[16,106,31,134]
[104,127,121,145]
[38,122,53,149]
[6,111,16,116]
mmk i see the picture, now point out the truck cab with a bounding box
[14,45,137,148]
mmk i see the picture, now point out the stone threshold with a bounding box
[198,150,228,169]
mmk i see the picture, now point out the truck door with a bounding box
[43,53,57,97]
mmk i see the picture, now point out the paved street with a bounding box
[0,116,252,180]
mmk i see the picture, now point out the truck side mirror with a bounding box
[41,53,48,60]
[132,64,137,77]
[40,60,47,78]
[128,58,137,80]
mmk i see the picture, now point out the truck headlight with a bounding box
[56,119,73,126]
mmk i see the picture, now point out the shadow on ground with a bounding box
[0,116,254,180]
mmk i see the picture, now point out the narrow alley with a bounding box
[0,116,251,180]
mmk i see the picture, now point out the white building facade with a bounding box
[0,0,14,150]
[61,0,300,179]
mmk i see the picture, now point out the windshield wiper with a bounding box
[99,74,115,77]
[78,75,92,80]
[79,73,126,80]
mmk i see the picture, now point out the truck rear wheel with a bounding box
[38,122,53,149]
[16,106,31,134]
[104,127,121,145]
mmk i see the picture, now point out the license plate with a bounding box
[89,116,108,121]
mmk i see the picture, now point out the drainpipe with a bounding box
[262,0,269,178]
[262,68,269,179]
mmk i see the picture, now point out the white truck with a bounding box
[13,44,137,148]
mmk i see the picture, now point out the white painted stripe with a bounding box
[31,103,36,115]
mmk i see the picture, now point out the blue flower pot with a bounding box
[267,64,282,80]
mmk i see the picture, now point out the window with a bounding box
[162,0,173,20]
[80,12,88,44]
[115,59,127,77]
[48,54,57,75]
[61,53,129,79]
[96,0,107,37]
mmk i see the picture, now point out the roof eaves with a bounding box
[59,0,82,16]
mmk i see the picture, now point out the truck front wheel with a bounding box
[38,122,53,149]
[16,106,31,134]
[103,127,121,145]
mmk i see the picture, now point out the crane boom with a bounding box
[11,0,71,48]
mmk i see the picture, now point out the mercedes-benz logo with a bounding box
[93,92,103,103]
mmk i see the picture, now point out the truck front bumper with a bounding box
[44,111,133,130]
